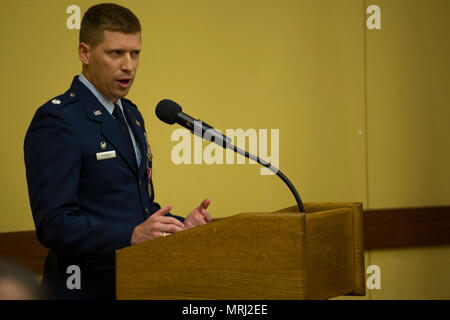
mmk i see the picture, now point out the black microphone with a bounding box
[155,99,305,213]
[156,99,231,148]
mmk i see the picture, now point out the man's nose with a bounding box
[121,54,133,72]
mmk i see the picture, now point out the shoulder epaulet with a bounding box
[44,90,79,110]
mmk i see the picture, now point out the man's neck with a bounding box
[81,70,117,103]
[78,72,121,115]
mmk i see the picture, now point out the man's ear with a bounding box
[78,42,90,65]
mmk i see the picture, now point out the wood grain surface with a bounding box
[116,212,307,299]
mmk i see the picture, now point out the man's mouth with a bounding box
[117,78,132,88]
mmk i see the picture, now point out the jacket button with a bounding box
[145,208,149,214]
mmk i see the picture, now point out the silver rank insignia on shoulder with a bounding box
[100,141,106,150]
[94,110,102,116]
[51,99,61,104]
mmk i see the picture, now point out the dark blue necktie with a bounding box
[113,104,137,166]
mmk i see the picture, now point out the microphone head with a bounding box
[155,99,182,125]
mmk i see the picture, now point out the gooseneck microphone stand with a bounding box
[225,142,305,213]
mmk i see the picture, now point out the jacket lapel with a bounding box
[122,102,148,178]
[101,115,138,175]
[71,77,138,176]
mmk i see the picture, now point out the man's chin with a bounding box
[114,88,131,100]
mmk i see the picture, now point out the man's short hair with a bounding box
[80,3,141,48]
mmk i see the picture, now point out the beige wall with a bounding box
[0,0,448,299]
[363,0,450,300]
[366,0,450,208]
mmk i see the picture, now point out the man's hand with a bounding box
[131,205,185,245]
[184,198,212,229]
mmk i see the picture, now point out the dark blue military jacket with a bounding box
[24,76,182,299]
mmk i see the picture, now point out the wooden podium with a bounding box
[116,202,365,300]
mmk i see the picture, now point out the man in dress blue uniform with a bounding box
[24,3,212,300]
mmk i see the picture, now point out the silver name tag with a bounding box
[96,150,116,161]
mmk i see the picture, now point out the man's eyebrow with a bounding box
[106,48,141,52]
[105,48,123,52]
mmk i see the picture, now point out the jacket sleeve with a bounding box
[24,105,135,257]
